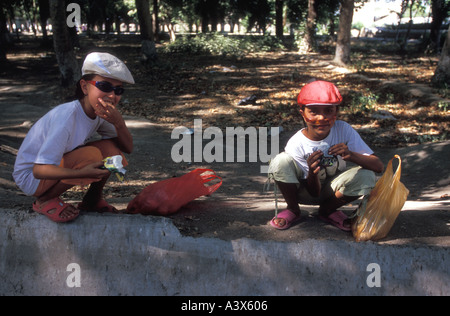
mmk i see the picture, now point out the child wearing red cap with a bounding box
[268,80,384,231]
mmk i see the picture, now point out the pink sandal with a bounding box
[319,210,352,232]
[270,209,302,230]
[33,198,79,223]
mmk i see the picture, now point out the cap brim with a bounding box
[304,102,341,107]
[83,71,135,84]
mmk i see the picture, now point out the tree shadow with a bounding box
[377,141,450,200]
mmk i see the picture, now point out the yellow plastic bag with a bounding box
[352,155,410,242]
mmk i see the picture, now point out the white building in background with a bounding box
[353,0,432,29]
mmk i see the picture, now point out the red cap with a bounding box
[297,81,343,107]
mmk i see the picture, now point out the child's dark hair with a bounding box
[74,74,96,100]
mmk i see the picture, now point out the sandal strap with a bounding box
[328,210,348,224]
[276,209,298,222]
[270,209,301,230]
[33,198,78,223]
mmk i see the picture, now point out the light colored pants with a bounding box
[268,152,376,204]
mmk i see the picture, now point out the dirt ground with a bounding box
[1,35,449,245]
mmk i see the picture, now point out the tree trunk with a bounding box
[152,0,159,42]
[198,0,209,33]
[432,24,450,87]
[135,0,157,62]
[49,0,80,87]
[38,0,50,43]
[429,0,446,53]
[398,0,416,55]
[275,0,284,39]
[299,0,317,53]
[0,6,12,61]
[333,0,355,66]
[135,0,153,41]
[168,24,176,42]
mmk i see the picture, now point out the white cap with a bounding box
[82,52,135,84]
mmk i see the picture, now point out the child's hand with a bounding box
[79,161,110,180]
[329,143,352,161]
[95,98,124,127]
[307,150,323,175]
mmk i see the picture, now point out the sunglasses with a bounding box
[87,81,125,96]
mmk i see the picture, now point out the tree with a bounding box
[135,0,157,62]
[285,0,309,35]
[159,0,184,41]
[246,0,272,34]
[195,0,226,33]
[432,23,450,86]
[0,4,11,61]
[135,0,153,40]
[333,0,355,66]
[275,0,284,38]
[318,0,340,38]
[302,0,317,53]
[397,0,417,55]
[153,0,159,41]
[49,0,80,87]
[37,0,50,43]
[428,0,450,53]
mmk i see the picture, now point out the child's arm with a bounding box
[33,162,110,181]
[111,121,134,154]
[95,98,134,154]
[329,143,384,173]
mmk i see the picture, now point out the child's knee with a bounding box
[87,139,128,166]
[333,167,376,197]
[62,146,103,170]
[268,152,302,183]
[77,146,104,165]
[269,153,291,171]
[87,139,121,156]
[352,168,376,189]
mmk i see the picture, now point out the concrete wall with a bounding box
[1,210,449,296]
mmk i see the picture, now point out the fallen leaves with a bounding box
[118,48,449,148]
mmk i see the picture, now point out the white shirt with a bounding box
[13,100,117,196]
[285,120,374,179]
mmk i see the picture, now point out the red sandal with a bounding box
[33,198,80,223]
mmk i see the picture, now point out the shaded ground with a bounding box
[0,34,449,245]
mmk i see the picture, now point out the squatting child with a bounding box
[268,80,384,231]
[13,52,135,223]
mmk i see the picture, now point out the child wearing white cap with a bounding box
[268,81,384,231]
[13,52,135,223]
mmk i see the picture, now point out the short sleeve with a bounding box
[341,122,374,156]
[34,125,71,165]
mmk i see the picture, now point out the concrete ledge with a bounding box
[0,210,449,296]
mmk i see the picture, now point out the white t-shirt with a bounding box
[285,120,374,179]
[13,100,117,196]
